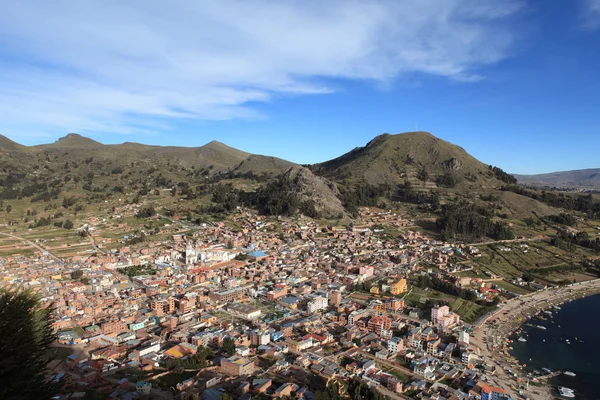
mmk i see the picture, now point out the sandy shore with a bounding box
[471,279,600,400]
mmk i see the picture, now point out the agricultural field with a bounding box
[491,279,533,295]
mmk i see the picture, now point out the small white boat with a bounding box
[558,386,575,398]
[518,337,527,342]
[564,371,576,377]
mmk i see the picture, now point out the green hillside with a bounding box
[313,131,501,189]
[1,131,597,246]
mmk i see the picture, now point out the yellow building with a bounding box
[390,278,407,295]
[370,286,380,295]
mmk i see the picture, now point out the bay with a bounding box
[510,294,600,400]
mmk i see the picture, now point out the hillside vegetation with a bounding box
[1,131,598,245]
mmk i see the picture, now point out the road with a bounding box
[0,231,63,262]
[371,381,410,400]
[88,232,107,255]
[469,236,548,247]
[357,350,416,378]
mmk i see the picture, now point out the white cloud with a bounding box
[581,0,600,29]
[0,0,524,140]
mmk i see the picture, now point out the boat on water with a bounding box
[518,337,527,342]
[536,325,547,330]
[564,371,576,377]
[558,386,575,398]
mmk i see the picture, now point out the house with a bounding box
[390,278,407,295]
[164,342,198,359]
[479,383,508,400]
[236,346,251,357]
[136,381,152,395]
[57,331,83,345]
[274,383,297,397]
[221,355,255,376]
[388,337,403,353]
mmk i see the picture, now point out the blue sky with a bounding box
[1,0,600,174]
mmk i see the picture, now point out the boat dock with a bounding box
[532,371,562,382]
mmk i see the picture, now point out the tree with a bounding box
[135,206,156,219]
[0,288,57,400]
[221,337,236,356]
[71,270,84,280]
[5,204,11,214]
[417,167,429,182]
[63,219,74,229]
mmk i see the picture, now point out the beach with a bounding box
[471,279,600,400]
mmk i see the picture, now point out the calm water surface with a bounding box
[510,294,600,400]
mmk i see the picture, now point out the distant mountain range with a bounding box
[1,133,295,178]
[515,169,600,190]
[0,131,560,219]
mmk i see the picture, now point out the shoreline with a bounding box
[471,279,600,400]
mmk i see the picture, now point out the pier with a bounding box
[532,371,562,382]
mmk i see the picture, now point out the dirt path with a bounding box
[0,231,63,262]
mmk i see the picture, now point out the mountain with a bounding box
[0,131,562,222]
[0,133,294,178]
[232,154,296,177]
[0,134,28,153]
[277,166,346,218]
[515,169,600,190]
[38,133,104,149]
[312,131,501,189]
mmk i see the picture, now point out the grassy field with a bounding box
[454,269,486,279]
[450,298,494,323]
[153,370,197,389]
[492,279,533,295]
[404,287,456,305]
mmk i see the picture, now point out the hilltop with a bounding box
[312,131,501,190]
[0,133,295,178]
[0,134,28,153]
[38,133,104,149]
[515,168,600,190]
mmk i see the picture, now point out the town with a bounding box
[1,205,554,400]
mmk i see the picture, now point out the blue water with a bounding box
[510,294,600,400]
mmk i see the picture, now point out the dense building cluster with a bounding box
[0,207,513,399]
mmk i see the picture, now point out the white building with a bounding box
[307,296,328,313]
[138,342,161,357]
[459,330,469,345]
[185,244,198,265]
[388,337,403,353]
